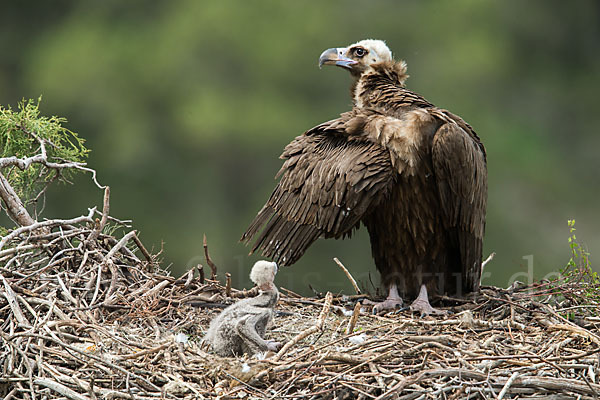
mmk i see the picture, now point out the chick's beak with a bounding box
[318,47,358,69]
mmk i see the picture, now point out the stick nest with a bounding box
[1,217,599,400]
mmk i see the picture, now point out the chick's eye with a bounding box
[354,48,366,57]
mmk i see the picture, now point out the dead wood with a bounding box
[203,233,218,279]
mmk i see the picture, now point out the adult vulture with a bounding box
[242,40,487,315]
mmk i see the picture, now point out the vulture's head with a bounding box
[250,260,278,290]
[319,39,393,77]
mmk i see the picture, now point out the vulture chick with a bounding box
[242,40,487,315]
[204,260,281,356]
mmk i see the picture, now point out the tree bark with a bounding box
[0,172,35,227]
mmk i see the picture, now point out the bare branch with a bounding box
[105,230,137,260]
[132,232,152,262]
[87,186,110,242]
[34,378,90,400]
[0,207,95,250]
[274,291,333,361]
[0,128,105,198]
[203,234,218,279]
[482,252,496,270]
[0,172,35,226]
[333,257,361,294]
[345,301,361,334]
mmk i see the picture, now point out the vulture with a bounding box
[242,40,487,315]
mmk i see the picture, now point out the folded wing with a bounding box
[432,119,487,291]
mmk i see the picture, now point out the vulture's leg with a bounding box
[409,284,448,317]
[369,284,404,314]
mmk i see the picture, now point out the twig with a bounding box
[482,252,496,270]
[225,273,232,297]
[34,378,90,400]
[369,362,386,390]
[0,207,96,250]
[132,232,153,262]
[549,323,600,346]
[115,343,169,361]
[345,301,361,334]
[0,172,36,226]
[105,230,137,260]
[333,257,361,294]
[197,264,205,284]
[1,274,30,327]
[87,186,110,242]
[203,234,217,279]
[497,372,518,400]
[274,292,333,361]
[133,280,170,305]
[102,230,137,303]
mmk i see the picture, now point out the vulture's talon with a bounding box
[409,284,449,317]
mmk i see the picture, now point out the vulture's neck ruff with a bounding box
[351,60,410,107]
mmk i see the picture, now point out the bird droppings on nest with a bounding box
[1,216,599,400]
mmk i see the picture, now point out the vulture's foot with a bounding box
[409,284,448,317]
[365,284,405,314]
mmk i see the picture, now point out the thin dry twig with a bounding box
[274,291,333,361]
[203,234,218,279]
[482,251,496,270]
[345,301,361,335]
[225,273,232,297]
[333,257,361,294]
[498,371,519,400]
[86,186,110,242]
[0,207,95,250]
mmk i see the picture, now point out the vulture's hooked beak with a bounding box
[318,47,358,69]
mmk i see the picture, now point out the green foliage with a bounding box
[536,220,600,319]
[0,98,89,203]
[561,220,599,301]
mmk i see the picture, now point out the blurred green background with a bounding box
[1,1,598,295]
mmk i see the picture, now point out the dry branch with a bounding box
[333,257,361,294]
[274,291,333,361]
[0,172,35,226]
[86,186,110,242]
[482,251,496,269]
[0,207,95,249]
[203,233,218,279]
[345,301,361,334]
[34,378,90,400]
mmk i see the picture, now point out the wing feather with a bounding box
[241,120,395,265]
[432,122,487,291]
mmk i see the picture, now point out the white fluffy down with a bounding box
[249,260,277,286]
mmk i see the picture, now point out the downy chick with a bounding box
[204,260,281,356]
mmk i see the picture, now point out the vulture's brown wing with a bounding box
[432,120,487,292]
[242,121,395,266]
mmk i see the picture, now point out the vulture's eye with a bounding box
[353,47,367,57]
